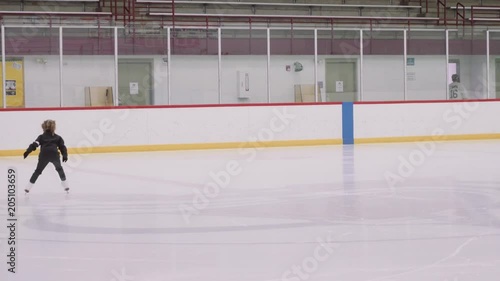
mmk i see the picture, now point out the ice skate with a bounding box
[25,183,33,194]
[62,180,69,193]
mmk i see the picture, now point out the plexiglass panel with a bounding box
[362,30,405,101]
[406,30,447,100]
[5,27,59,108]
[270,29,315,103]
[62,27,114,107]
[488,31,500,99]
[317,29,360,102]
[221,29,267,104]
[170,28,218,105]
[449,28,487,100]
[118,27,168,106]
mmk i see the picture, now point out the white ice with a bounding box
[1,141,500,281]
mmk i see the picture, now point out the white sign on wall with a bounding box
[129,82,139,95]
[336,81,344,93]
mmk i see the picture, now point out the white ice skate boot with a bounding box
[61,180,69,193]
[25,183,33,194]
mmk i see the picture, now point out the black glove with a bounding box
[62,155,68,162]
[24,142,38,159]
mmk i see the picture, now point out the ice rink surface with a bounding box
[1,140,500,281]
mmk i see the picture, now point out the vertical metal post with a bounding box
[359,29,363,101]
[59,26,63,107]
[267,28,271,103]
[1,25,5,108]
[314,29,318,102]
[114,27,119,106]
[446,29,449,100]
[218,28,222,104]
[403,29,407,101]
[167,27,171,105]
[487,30,490,99]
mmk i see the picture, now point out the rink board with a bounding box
[1,99,500,156]
[0,103,343,156]
[353,100,500,143]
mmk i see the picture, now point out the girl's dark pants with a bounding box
[30,152,66,183]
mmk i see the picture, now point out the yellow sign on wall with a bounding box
[0,59,25,108]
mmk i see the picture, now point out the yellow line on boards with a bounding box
[2,134,500,157]
[0,139,343,157]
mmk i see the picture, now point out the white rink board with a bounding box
[0,104,342,151]
[354,101,500,139]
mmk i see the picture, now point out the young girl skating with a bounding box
[23,119,70,193]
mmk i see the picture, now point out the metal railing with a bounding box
[0,11,113,26]
[147,13,440,30]
[471,5,500,24]
[139,0,421,29]
[456,2,466,36]
[437,0,447,26]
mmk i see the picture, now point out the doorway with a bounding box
[118,59,153,106]
[325,59,357,102]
